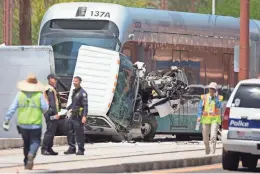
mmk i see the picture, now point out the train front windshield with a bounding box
[39,19,120,75]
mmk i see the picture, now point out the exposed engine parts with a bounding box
[134,61,189,118]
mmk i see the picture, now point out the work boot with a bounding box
[41,150,52,155]
[49,148,58,155]
[25,153,34,170]
[64,149,76,155]
[76,151,84,155]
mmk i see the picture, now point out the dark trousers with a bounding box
[20,128,41,166]
[67,118,85,152]
[42,120,58,151]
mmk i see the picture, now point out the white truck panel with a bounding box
[67,45,120,117]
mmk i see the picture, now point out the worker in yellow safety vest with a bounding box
[3,74,48,170]
[197,82,223,155]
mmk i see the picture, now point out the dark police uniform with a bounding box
[41,84,62,155]
[64,87,88,155]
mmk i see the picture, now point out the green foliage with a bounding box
[167,0,195,12]
[196,0,260,20]
[12,0,20,45]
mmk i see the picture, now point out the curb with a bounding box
[50,154,222,173]
[0,136,67,149]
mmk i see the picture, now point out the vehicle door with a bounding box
[228,83,260,141]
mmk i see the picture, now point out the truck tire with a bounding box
[241,154,258,171]
[222,148,239,171]
[141,115,158,142]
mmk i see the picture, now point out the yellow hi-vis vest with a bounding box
[201,93,223,124]
[17,91,43,125]
[44,85,60,112]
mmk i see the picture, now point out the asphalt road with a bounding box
[144,163,260,173]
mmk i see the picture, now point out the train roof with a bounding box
[40,2,260,41]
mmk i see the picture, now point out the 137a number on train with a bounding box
[91,11,110,18]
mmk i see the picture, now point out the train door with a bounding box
[169,50,189,130]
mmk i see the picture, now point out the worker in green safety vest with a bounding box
[197,82,223,155]
[3,74,48,170]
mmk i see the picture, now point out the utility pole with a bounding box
[239,0,250,80]
[212,0,215,15]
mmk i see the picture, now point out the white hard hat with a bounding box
[208,82,217,90]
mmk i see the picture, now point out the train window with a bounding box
[154,48,172,61]
[50,19,112,31]
[205,54,223,85]
[172,50,181,67]
[154,48,172,69]
[122,48,131,57]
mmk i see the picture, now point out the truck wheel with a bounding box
[141,115,158,142]
[241,154,258,171]
[222,148,239,171]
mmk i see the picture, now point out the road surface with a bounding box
[144,162,260,173]
[0,140,222,173]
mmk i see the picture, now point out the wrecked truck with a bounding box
[57,46,189,141]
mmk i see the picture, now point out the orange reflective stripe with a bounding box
[202,112,219,116]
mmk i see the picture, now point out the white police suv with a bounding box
[222,79,260,171]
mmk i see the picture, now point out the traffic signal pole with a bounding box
[239,0,250,80]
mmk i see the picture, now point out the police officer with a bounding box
[41,74,61,155]
[64,76,88,155]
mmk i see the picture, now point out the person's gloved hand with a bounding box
[3,120,10,131]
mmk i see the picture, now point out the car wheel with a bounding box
[241,154,258,171]
[222,148,239,171]
[141,115,158,142]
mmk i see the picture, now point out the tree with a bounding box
[19,0,32,45]
[13,0,20,45]
[0,0,3,43]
